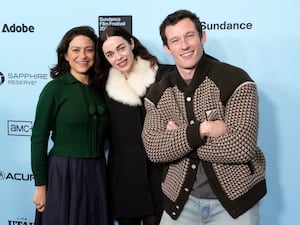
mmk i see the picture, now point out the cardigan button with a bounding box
[191,164,196,169]
[186,96,192,102]
[184,187,189,192]
[172,211,177,216]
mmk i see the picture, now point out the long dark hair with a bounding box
[50,26,98,79]
[95,26,158,86]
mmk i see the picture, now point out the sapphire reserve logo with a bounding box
[3,71,49,85]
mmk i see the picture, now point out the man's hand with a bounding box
[166,121,178,131]
[200,120,227,139]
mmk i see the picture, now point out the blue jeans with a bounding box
[159,195,260,225]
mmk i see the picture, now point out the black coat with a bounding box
[105,60,174,218]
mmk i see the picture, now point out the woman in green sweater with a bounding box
[31,26,109,225]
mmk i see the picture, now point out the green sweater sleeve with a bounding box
[31,81,59,186]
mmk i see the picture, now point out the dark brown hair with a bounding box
[50,26,98,79]
[95,26,158,86]
[159,9,203,47]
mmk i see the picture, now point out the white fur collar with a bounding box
[106,57,158,106]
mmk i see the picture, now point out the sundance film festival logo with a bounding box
[8,120,32,136]
[98,15,132,35]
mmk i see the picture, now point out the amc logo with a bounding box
[7,120,32,136]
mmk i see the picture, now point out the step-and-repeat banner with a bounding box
[1,0,299,224]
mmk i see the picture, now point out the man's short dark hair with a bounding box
[159,9,203,46]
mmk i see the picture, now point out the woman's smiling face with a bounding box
[102,36,135,77]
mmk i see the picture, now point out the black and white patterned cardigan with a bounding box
[142,54,267,219]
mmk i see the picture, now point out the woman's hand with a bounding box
[33,185,46,212]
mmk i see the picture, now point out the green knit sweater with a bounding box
[31,72,108,186]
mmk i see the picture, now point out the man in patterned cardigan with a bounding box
[142,9,267,225]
